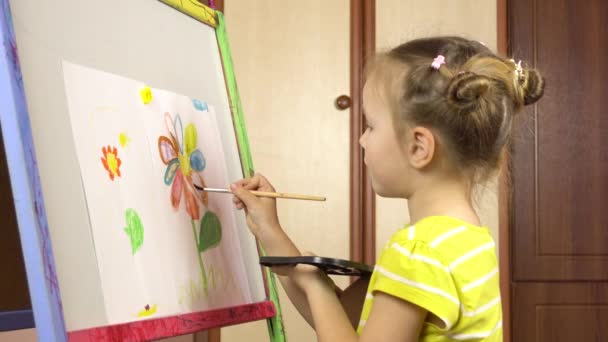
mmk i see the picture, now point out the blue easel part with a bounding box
[0,1,68,340]
[192,99,208,111]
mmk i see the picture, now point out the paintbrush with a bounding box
[193,184,326,201]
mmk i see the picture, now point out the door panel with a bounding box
[512,283,608,342]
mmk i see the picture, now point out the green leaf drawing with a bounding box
[124,208,144,254]
[198,211,222,252]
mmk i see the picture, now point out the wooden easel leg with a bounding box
[194,328,220,342]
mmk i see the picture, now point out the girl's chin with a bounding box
[370,179,388,197]
[371,180,403,198]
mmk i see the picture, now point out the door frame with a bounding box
[350,0,377,272]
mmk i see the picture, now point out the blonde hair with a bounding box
[366,36,545,183]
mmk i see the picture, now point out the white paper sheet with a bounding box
[62,61,252,325]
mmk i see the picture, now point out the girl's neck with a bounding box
[406,175,480,226]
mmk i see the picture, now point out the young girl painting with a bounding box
[231,36,544,341]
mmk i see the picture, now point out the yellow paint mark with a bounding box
[139,85,153,104]
[106,153,118,173]
[119,133,130,147]
[136,304,157,318]
[178,154,191,177]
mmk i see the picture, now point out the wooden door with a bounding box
[220,1,351,341]
[510,0,608,340]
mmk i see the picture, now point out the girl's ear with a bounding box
[407,126,435,169]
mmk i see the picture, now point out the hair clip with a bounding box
[431,55,445,70]
[509,59,524,81]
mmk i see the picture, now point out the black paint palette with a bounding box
[259,256,373,277]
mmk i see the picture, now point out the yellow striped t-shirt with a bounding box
[357,216,502,341]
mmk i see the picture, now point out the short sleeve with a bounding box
[371,240,460,329]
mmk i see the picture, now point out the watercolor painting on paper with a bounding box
[62,61,251,325]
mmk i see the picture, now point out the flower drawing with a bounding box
[158,112,208,220]
[101,145,122,180]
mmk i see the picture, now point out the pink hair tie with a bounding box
[431,55,445,70]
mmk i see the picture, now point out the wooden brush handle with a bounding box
[248,190,326,201]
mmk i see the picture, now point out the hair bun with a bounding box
[447,72,493,110]
[521,69,545,105]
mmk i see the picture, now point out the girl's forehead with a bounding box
[363,78,393,114]
[362,83,385,113]
[365,60,409,106]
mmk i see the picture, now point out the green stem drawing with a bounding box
[191,219,208,297]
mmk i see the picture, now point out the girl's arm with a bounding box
[230,175,319,327]
[234,197,368,329]
[275,252,369,329]
[301,267,427,342]
[252,224,317,327]
[231,175,373,332]
[337,276,370,328]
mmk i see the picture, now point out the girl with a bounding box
[231,36,544,341]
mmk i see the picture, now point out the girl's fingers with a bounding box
[233,178,251,188]
[255,173,276,192]
[243,177,261,191]
[233,176,260,190]
[233,173,275,194]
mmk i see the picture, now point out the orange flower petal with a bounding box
[171,169,184,210]
[184,183,199,220]
[191,173,208,207]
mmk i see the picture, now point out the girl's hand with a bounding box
[231,173,281,238]
[274,252,336,294]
